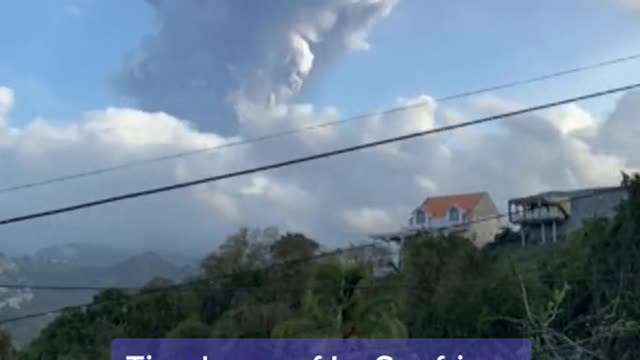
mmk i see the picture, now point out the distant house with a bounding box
[508,186,627,246]
[370,192,502,268]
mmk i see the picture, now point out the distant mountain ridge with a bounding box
[101,251,194,287]
[0,245,199,348]
[33,242,137,267]
[31,242,199,268]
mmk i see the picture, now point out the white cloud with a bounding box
[593,91,640,168]
[546,104,597,137]
[416,176,439,193]
[5,0,640,260]
[0,85,638,255]
[195,188,244,224]
[343,207,397,234]
[237,175,311,212]
[0,86,15,124]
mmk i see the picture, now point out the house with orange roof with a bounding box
[412,191,501,246]
[371,191,502,249]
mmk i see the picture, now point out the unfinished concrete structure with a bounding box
[508,186,627,246]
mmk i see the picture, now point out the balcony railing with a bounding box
[510,206,566,223]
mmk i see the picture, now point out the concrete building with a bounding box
[508,186,627,246]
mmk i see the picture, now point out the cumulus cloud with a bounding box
[0,86,14,125]
[343,207,397,234]
[593,91,640,168]
[3,0,640,261]
[115,0,397,134]
[3,83,639,256]
[0,101,246,254]
[4,0,640,254]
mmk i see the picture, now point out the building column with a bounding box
[520,228,526,248]
[541,222,546,245]
[552,221,557,243]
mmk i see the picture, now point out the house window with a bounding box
[415,210,426,225]
[448,207,460,222]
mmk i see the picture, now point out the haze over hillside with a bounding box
[0,243,196,348]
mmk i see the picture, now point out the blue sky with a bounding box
[2,0,640,255]
[309,0,640,117]
[1,0,639,125]
[0,0,150,124]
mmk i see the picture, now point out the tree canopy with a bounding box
[11,174,640,360]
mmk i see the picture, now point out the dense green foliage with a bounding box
[9,174,640,360]
[0,330,16,360]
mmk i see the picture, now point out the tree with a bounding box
[484,227,522,253]
[272,260,407,338]
[210,303,293,338]
[200,227,276,278]
[197,227,276,323]
[167,318,211,338]
[264,233,319,307]
[529,173,640,359]
[17,177,640,359]
[0,330,16,360]
[124,279,196,338]
[401,233,532,338]
[18,309,91,360]
[270,233,319,263]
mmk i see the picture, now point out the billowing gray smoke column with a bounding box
[115,0,397,134]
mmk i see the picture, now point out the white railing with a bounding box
[511,206,565,222]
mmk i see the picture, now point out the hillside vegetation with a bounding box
[4,173,640,360]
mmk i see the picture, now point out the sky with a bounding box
[1,0,640,256]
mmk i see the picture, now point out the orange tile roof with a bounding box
[420,192,486,218]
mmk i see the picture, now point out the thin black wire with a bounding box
[0,242,380,325]
[0,186,630,325]
[2,52,639,195]
[1,83,638,227]
[0,274,635,325]
[0,268,631,292]
[0,243,376,293]
[0,186,624,296]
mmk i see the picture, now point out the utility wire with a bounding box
[0,244,377,293]
[0,186,629,326]
[0,273,635,325]
[0,242,380,325]
[1,83,638,227]
[2,52,639,195]
[0,181,625,291]
[0,266,630,292]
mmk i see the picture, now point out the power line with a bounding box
[0,166,629,324]
[0,243,376,293]
[0,176,620,291]
[2,52,639,195]
[0,186,626,293]
[0,261,626,293]
[0,242,381,325]
[0,284,140,291]
[0,83,637,227]
[0,272,635,325]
